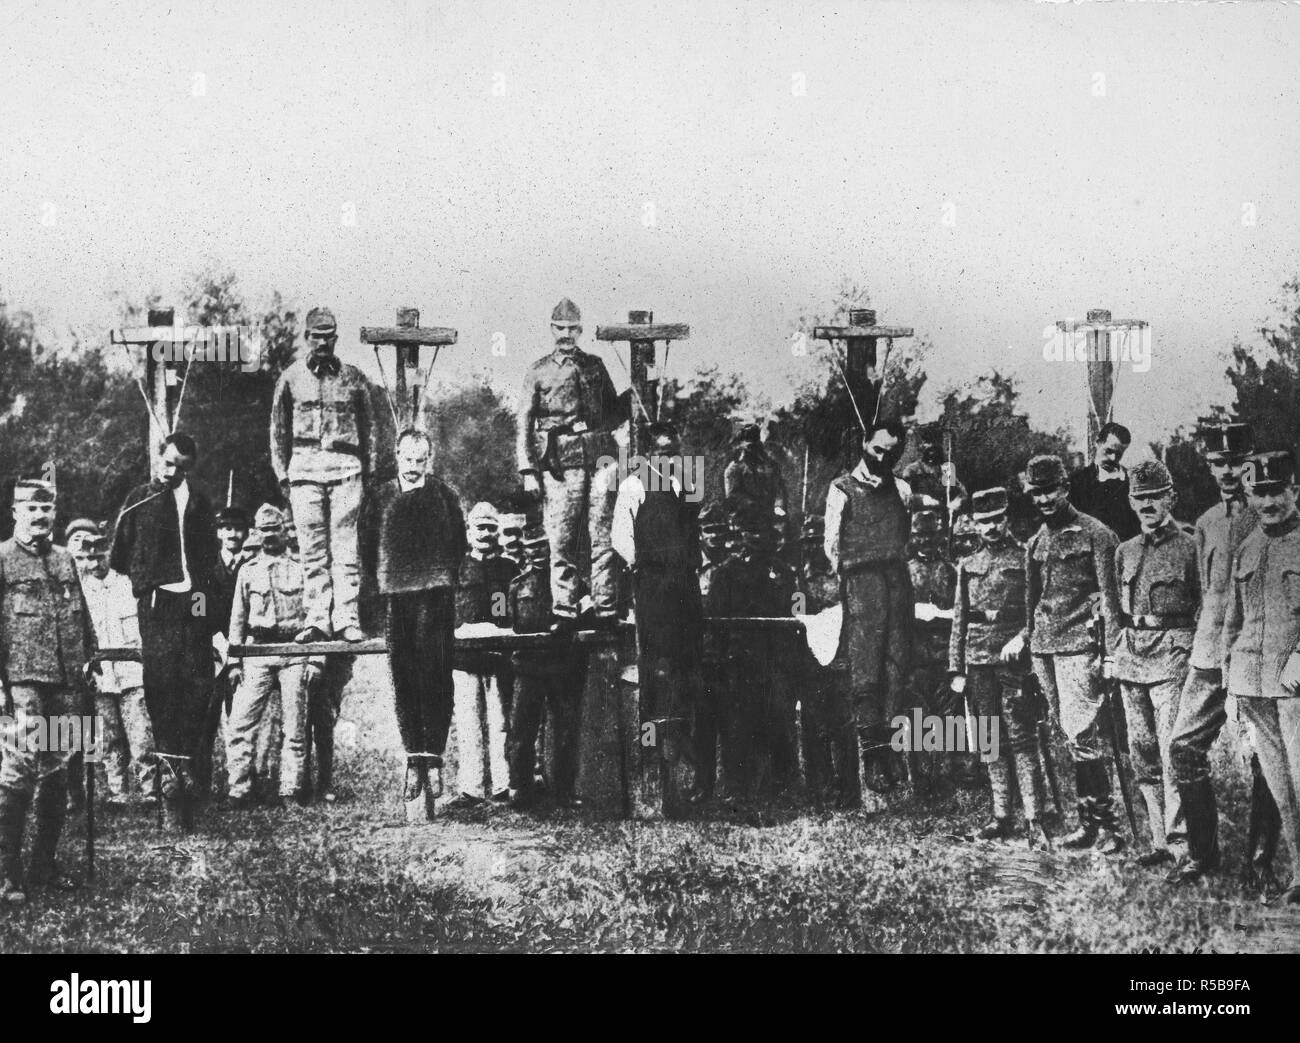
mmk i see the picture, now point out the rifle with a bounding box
[1095,614,1139,840]
[1021,664,1063,819]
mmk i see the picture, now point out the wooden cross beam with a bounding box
[595,310,691,460]
[812,308,914,432]
[1054,307,1148,456]
[110,307,197,476]
[359,307,458,428]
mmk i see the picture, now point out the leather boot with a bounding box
[0,790,30,890]
[27,771,67,883]
[1171,777,1220,884]
[1093,796,1126,855]
[1241,772,1281,895]
[977,816,1015,840]
[857,729,891,810]
[1060,798,1098,848]
[987,755,1013,822]
[1061,761,1106,848]
[1025,818,1052,850]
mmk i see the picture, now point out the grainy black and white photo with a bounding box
[1,0,1298,983]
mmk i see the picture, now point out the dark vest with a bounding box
[633,486,695,570]
[835,474,909,570]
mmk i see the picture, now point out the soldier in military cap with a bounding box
[949,487,1046,844]
[506,526,586,809]
[270,306,377,643]
[1111,460,1200,868]
[694,502,732,799]
[497,509,527,570]
[451,502,517,805]
[1024,454,1126,853]
[902,422,966,516]
[824,420,915,807]
[0,481,93,901]
[64,518,103,554]
[1221,450,1300,903]
[73,534,156,807]
[1167,422,1269,885]
[226,505,323,807]
[723,422,788,536]
[517,298,622,632]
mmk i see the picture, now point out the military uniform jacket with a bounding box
[230,550,310,643]
[909,554,956,662]
[1026,506,1121,655]
[455,551,516,674]
[0,538,94,687]
[516,348,619,474]
[271,358,378,483]
[1222,516,1300,700]
[949,535,1027,674]
[800,561,839,614]
[1113,519,1199,685]
[1190,497,1258,671]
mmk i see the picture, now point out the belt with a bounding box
[1122,613,1195,631]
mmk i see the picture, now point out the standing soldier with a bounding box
[1168,422,1268,885]
[271,306,377,643]
[451,502,516,805]
[0,481,93,901]
[1024,454,1126,853]
[110,433,218,831]
[798,515,858,806]
[195,504,252,796]
[824,420,914,807]
[226,505,322,807]
[517,298,621,632]
[724,423,788,534]
[949,488,1046,845]
[1111,460,1199,868]
[694,503,732,800]
[497,508,527,570]
[505,527,586,809]
[73,535,156,808]
[1221,451,1300,904]
[364,429,466,818]
[902,423,967,516]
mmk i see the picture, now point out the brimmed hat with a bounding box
[467,502,499,526]
[970,487,1009,520]
[1243,451,1295,493]
[305,307,338,335]
[11,480,54,504]
[1024,455,1068,491]
[910,509,943,537]
[1129,459,1173,497]
[551,298,581,324]
[215,506,249,528]
[1202,422,1253,460]
[254,503,285,530]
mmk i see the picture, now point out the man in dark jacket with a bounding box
[362,428,466,820]
[109,433,218,831]
[1068,421,1140,541]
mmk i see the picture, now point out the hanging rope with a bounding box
[371,345,402,431]
[826,344,868,436]
[608,344,654,427]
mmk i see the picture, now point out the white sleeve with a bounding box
[611,476,645,568]
[824,482,846,573]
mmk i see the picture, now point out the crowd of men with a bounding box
[0,297,1296,912]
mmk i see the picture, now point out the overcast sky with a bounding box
[4,0,1299,453]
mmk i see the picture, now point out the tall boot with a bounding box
[1241,770,1281,894]
[1013,748,1045,822]
[0,790,30,891]
[977,756,1015,839]
[857,728,892,810]
[1171,777,1220,884]
[27,770,70,885]
[1093,795,1127,855]
[1061,761,1106,848]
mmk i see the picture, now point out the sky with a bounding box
[3,0,1300,453]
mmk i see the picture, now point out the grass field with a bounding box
[3,658,1296,954]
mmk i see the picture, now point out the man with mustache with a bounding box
[1220,450,1300,904]
[1112,460,1199,869]
[1167,423,1272,886]
[517,298,621,633]
[1024,454,1125,853]
[271,306,377,643]
[824,420,915,808]
[0,480,94,901]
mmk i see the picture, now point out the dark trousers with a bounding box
[137,589,214,792]
[507,656,585,797]
[385,589,455,757]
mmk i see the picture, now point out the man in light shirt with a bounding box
[74,535,156,807]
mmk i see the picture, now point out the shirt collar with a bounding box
[1095,465,1127,483]
[850,460,885,489]
[550,346,580,366]
[1143,517,1178,546]
[14,534,50,556]
[398,474,426,493]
